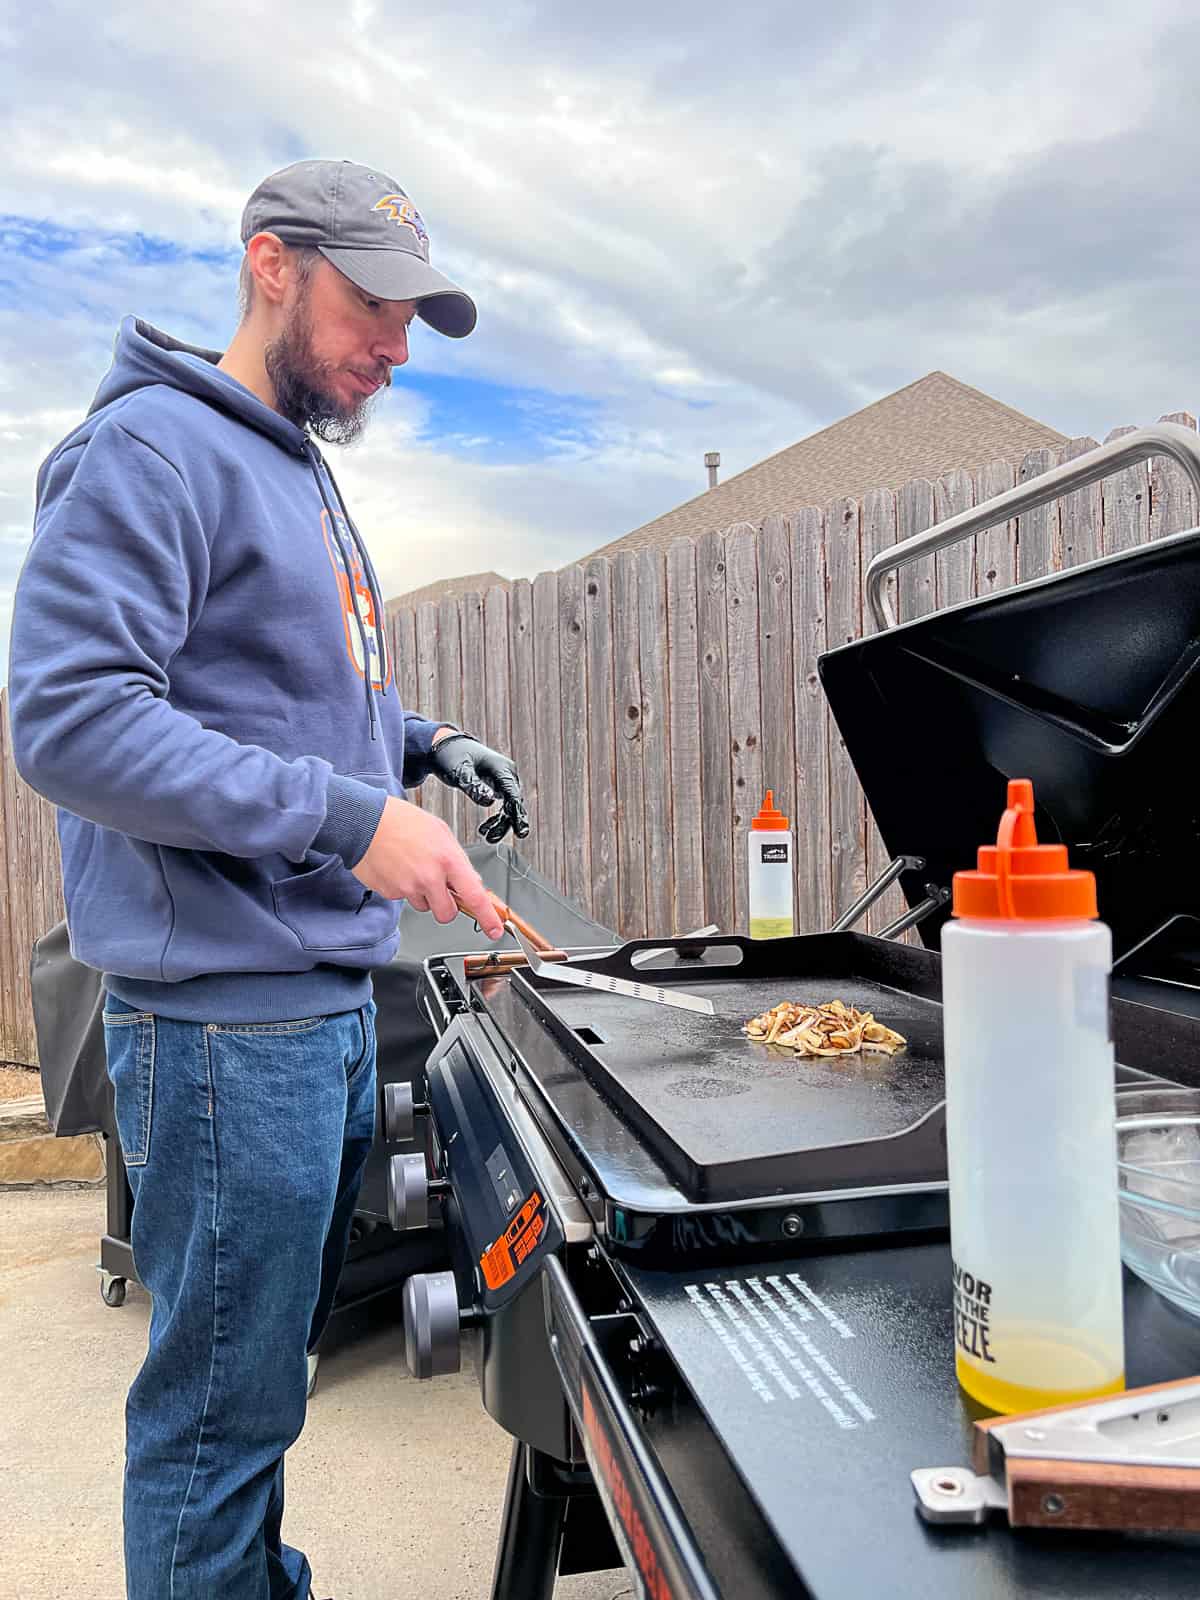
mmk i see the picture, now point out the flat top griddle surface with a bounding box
[536,974,939,1144]
[509,938,947,1200]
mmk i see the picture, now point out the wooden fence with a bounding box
[1,412,1195,1065]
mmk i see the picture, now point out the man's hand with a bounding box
[430,733,530,843]
[350,796,504,938]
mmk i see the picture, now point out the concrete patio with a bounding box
[0,1186,629,1600]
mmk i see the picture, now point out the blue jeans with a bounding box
[103,996,377,1600]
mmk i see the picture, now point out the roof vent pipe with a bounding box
[705,451,720,489]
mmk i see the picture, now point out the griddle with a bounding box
[496,932,947,1202]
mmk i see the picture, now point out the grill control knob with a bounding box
[388,1153,429,1231]
[383,1081,430,1143]
[403,1270,463,1380]
[387,1152,450,1232]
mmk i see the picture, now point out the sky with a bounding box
[2,0,1199,682]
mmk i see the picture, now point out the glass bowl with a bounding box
[1115,1087,1200,1321]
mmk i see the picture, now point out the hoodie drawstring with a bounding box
[305,444,380,741]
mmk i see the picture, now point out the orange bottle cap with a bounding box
[953,779,1097,921]
[751,790,790,831]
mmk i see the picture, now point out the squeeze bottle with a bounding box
[748,791,794,940]
[941,778,1124,1414]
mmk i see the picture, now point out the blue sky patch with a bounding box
[388,370,601,462]
[0,214,238,270]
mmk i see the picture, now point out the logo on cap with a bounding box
[372,194,428,249]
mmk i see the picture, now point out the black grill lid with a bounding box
[818,528,1200,997]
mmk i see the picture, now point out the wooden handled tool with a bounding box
[453,890,569,976]
[914,1373,1200,1533]
[463,948,569,976]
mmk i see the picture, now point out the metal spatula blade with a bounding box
[504,922,715,1016]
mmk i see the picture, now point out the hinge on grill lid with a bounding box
[876,884,951,941]
[832,856,927,933]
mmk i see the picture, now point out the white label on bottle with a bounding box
[952,1258,997,1366]
[1074,967,1112,1040]
[761,843,789,864]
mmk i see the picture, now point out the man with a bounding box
[8,158,527,1599]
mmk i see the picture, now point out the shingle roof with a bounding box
[583,372,1066,562]
[386,570,510,612]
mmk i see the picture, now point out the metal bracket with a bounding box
[911,1465,1007,1525]
[877,885,951,941]
[866,422,1200,631]
[832,856,925,933]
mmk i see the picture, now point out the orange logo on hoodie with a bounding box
[321,510,392,690]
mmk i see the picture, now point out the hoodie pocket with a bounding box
[271,855,397,951]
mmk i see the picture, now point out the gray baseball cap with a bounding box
[240,159,476,338]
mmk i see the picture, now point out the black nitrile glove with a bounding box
[430,732,530,842]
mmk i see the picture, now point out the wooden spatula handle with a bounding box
[464,948,568,976]
[1005,1458,1200,1532]
[452,889,556,952]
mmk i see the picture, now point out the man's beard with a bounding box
[264,295,383,445]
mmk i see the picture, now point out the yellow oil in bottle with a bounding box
[749,916,794,940]
[957,1342,1124,1414]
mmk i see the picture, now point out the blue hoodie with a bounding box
[9,317,447,1022]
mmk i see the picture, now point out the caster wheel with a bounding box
[101,1274,127,1307]
[306,1352,320,1399]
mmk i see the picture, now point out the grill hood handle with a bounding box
[865,422,1200,631]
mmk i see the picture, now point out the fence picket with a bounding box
[393,606,418,734]
[508,580,538,850]
[934,467,976,610]
[1150,412,1200,540]
[613,552,646,938]
[532,572,565,894]
[726,525,763,933]
[976,459,1017,597]
[665,542,705,935]
[414,603,440,818]
[638,548,674,936]
[437,596,466,835]
[824,497,865,924]
[790,508,831,935]
[557,564,592,913]
[1101,425,1149,555]
[697,529,735,933]
[585,560,619,932]
[1016,446,1062,580]
[459,593,487,841]
[897,477,936,625]
[1058,437,1103,570]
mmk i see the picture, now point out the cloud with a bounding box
[3,1,1200,688]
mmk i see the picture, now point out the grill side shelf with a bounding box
[543,1256,722,1600]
